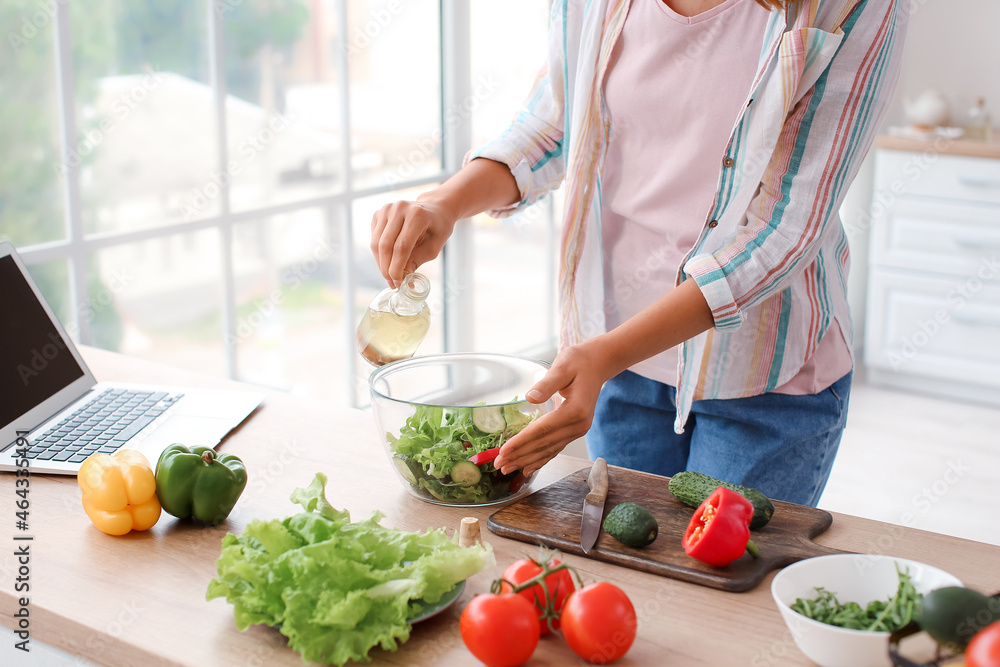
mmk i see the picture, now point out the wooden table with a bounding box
[2,348,998,666]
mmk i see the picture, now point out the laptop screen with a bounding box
[0,255,85,428]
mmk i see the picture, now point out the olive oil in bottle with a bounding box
[356,272,431,366]
[964,98,993,142]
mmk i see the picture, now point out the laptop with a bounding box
[0,241,264,475]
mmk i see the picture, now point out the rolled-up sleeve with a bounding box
[684,0,908,331]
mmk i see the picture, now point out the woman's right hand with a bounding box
[369,158,520,286]
[370,196,458,288]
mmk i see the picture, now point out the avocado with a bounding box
[917,587,998,650]
[602,502,659,548]
[668,471,775,530]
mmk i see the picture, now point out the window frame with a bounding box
[14,0,557,408]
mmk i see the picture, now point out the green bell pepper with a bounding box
[155,445,247,525]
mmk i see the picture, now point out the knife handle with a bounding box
[586,457,609,504]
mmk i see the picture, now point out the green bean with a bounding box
[801,598,813,618]
[789,565,922,633]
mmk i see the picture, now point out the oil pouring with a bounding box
[356,272,431,366]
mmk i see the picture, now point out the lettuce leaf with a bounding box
[388,402,540,504]
[206,473,494,665]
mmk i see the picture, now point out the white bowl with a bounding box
[771,554,962,667]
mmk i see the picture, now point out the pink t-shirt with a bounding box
[600,0,852,394]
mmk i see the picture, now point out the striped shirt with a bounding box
[467,0,907,432]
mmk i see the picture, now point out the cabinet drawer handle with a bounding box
[958,176,1000,188]
[951,313,1000,328]
[953,237,1000,252]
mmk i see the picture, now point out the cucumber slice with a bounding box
[450,461,483,487]
[472,406,506,433]
[502,403,534,431]
[393,457,417,485]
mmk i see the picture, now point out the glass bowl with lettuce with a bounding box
[369,353,556,506]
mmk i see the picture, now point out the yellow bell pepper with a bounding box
[78,450,161,535]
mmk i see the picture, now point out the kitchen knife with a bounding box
[579,457,609,554]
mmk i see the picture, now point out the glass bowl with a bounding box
[369,353,556,506]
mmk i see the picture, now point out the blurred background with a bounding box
[1,0,557,408]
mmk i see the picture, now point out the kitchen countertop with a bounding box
[3,347,999,666]
[876,131,1000,159]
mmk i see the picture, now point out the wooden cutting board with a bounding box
[487,465,850,592]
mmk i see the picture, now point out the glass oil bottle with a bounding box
[356,272,431,366]
[964,98,993,142]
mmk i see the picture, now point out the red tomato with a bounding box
[560,582,637,664]
[498,557,576,634]
[966,620,1000,667]
[460,593,540,667]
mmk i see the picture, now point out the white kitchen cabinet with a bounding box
[865,138,1000,405]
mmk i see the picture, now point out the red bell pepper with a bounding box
[468,447,501,466]
[682,486,759,567]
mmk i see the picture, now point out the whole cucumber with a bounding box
[668,471,775,530]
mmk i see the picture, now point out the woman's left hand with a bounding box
[494,342,615,476]
[495,279,713,475]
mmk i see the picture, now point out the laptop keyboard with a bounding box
[20,389,183,464]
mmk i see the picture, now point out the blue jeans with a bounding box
[586,370,852,507]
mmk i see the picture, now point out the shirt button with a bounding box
[723,157,735,168]
[708,220,719,229]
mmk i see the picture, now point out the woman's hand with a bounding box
[493,279,714,475]
[370,197,457,287]
[494,342,616,476]
[368,158,521,287]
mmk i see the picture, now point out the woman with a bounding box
[369,0,907,506]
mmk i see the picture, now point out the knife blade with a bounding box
[579,457,609,554]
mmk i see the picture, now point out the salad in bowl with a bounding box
[369,353,555,506]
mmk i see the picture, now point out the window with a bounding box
[469,0,559,358]
[1,0,558,408]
